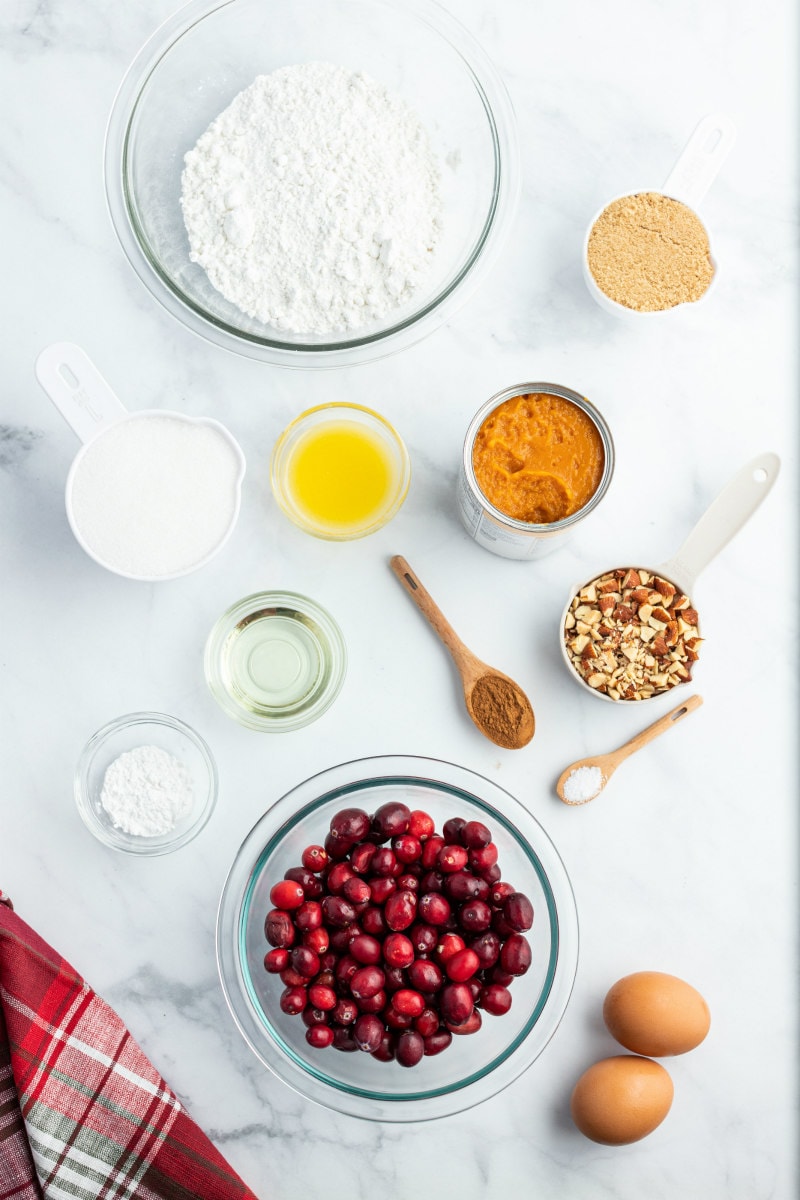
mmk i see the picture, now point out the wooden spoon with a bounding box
[556,694,703,805]
[390,555,534,750]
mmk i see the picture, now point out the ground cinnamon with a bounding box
[470,674,534,749]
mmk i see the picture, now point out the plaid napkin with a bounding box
[0,890,258,1200]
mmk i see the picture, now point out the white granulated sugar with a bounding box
[563,765,604,804]
[180,62,443,335]
[100,745,193,837]
[70,415,241,578]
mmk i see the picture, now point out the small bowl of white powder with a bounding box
[75,712,218,855]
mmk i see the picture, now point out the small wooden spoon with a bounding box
[556,694,703,805]
[390,555,535,750]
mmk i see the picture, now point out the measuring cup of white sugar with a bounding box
[582,114,737,321]
[35,343,245,581]
[560,453,779,703]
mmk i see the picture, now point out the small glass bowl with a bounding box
[270,404,411,540]
[75,712,218,855]
[216,755,579,1121]
[205,591,347,731]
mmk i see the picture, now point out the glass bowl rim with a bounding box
[215,753,579,1121]
[103,0,521,369]
[74,710,218,855]
[204,590,348,731]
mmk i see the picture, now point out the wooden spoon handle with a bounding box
[390,555,472,669]
[612,694,703,764]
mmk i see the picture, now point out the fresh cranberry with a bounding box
[491,910,516,940]
[302,844,328,872]
[332,1027,358,1052]
[397,873,419,893]
[434,932,465,964]
[489,881,515,907]
[319,951,337,972]
[393,834,422,864]
[333,998,358,1025]
[290,946,320,979]
[467,978,483,1003]
[384,890,417,931]
[299,926,328,955]
[408,810,435,840]
[354,1013,384,1052]
[302,1006,329,1028]
[350,933,382,964]
[447,1008,482,1035]
[321,895,356,927]
[468,843,498,872]
[368,877,397,905]
[371,802,411,841]
[295,900,323,932]
[407,959,442,993]
[445,948,480,983]
[284,866,323,898]
[462,820,492,849]
[370,847,397,877]
[360,906,387,936]
[279,986,307,1015]
[384,1007,413,1030]
[439,982,473,1026]
[392,989,425,1018]
[343,876,371,906]
[330,807,371,843]
[280,966,307,987]
[269,879,305,910]
[423,1030,453,1056]
[371,1032,395,1062]
[326,862,355,894]
[499,933,531,976]
[442,817,466,843]
[350,965,385,1001]
[384,966,407,992]
[395,1030,424,1067]
[330,924,360,952]
[438,844,468,874]
[356,988,387,1014]
[419,870,444,893]
[444,872,483,902]
[415,1008,440,1037]
[305,1025,334,1049]
[418,893,451,926]
[383,933,415,968]
[490,966,515,987]
[308,984,337,1011]
[334,954,359,988]
[479,863,502,886]
[349,842,377,875]
[420,835,445,869]
[323,831,353,861]
[481,984,513,1015]
[503,893,534,932]
[409,924,438,955]
[469,930,501,969]
[459,899,492,933]
[265,910,295,948]
[263,948,289,973]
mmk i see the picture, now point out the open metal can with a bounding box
[458,382,615,561]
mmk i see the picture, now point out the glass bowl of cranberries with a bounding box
[216,755,578,1121]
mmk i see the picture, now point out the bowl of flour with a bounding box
[75,712,218,855]
[104,0,519,367]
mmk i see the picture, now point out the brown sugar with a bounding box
[587,192,714,312]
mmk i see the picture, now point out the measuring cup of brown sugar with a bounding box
[582,114,737,321]
[560,453,779,702]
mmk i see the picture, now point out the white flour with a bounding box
[100,745,194,837]
[180,62,442,335]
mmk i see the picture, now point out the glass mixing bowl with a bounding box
[104,0,519,368]
[216,755,578,1121]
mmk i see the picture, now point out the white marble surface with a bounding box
[1,0,798,1196]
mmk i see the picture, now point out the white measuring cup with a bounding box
[582,113,737,321]
[35,342,246,581]
[560,452,780,702]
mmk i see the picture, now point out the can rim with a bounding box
[462,382,616,533]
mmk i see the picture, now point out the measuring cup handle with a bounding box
[660,453,780,595]
[661,114,737,209]
[35,342,127,444]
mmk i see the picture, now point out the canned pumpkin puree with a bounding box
[458,383,614,560]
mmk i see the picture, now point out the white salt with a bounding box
[70,415,241,578]
[563,765,604,804]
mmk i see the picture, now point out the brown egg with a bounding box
[570,1055,674,1145]
[603,971,711,1057]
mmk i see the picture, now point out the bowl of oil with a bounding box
[204,591,347,731]
[270,403,411,539]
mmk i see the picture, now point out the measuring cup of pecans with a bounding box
[561,453,780,702]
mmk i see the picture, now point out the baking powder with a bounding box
[100,745,193,836]
[180,62,442,335]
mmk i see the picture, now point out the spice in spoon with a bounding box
[470,674,535,750]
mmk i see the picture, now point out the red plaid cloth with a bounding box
[0,891,258,1200]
